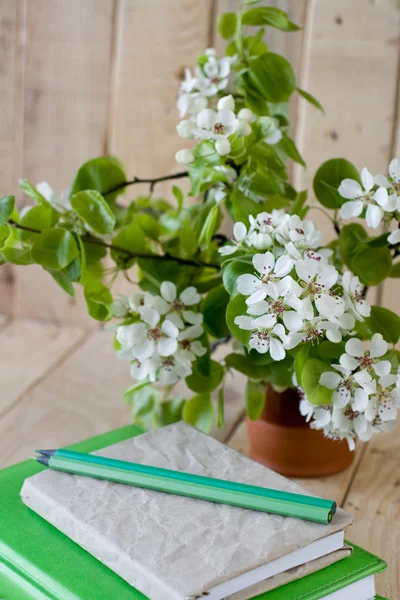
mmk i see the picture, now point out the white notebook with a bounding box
[21,422,353,600]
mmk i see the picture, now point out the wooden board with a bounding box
[227,420,363,503]
[343,429,400,598]
[0,319,86,418]
[0,1,23,314]
[14,0,116,323]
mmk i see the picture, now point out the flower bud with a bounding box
[176,119,195,139]
[215,138,231,156]
[238,108,253,123]
[175,149,195,165]
[237,120,252,137]
[217,94,235,112]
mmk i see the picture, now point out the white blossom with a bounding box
[195,49,236,97]
[237,251,294,305]
[234,315,287,360]
[341,271,370,320]
[339,334,391,377]
[218,221,255,256]
[175,149,195,165]
[339,167,389,228]
[388,229,400,245]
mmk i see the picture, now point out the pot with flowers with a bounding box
[1,2,399,477]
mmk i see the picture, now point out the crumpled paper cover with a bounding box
[21,422,353,600]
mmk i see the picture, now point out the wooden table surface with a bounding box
[0,316,398,598]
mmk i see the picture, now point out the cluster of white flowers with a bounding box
[300,334,399,449]
[177,48,236,119]
[339,159,400,233]
[220,210,323,256]
[176,94,254,163]
[230,213,371,360]
[113,282,206,385]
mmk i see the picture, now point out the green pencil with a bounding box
[34,448,336,524]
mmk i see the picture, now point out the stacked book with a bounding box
[0,422,388,600]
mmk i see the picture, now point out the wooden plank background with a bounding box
[0,0,398,321]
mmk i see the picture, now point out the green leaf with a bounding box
[222,256,254,296]
[186,360,224,394]
[313,158,361,209]
[135,214,161,241]
[180,215,198,258]
[246,379,266,421]
[250,52,296,103]
[294,345,310,388]
[84,279,113,321]
[277,134,305,166]
[302,359,335,405]
[111,221,146,266]
[70,156,126,203]
[217,388,224,428]
[0,224,14,251]
[19,204,59,244]
[172,185,184,214]
[226,294,252,346]
[217,12,237,39]
[225,353,267,379]
[201,284,230,338]
[31,228,79,270]
[71,190,116,235]
[364,306,400,345]
[183,393,214,432]
[290,190,308,218]
[390,262,400,278]
[297,87,324,112]
[48,270,75,297]
[242,7,300,31]
[189,160,207,196]
[156,397,185,427]
[199,204,220,249]
[351,246,392,286]
[264,355,294,388]
[339,223,368,268]
[0,196,15,225]
[2,246,34,265]
[19,180,50,206]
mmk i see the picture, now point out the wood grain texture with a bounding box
[0,319,87,419]
[0,327,244,467]
[14,0,116,323]
[293,0,400,249]
[0,1,23,314]
[343,430,400,598]
[227,420,363,504]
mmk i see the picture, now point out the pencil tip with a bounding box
[36,456,50,467]
[35,449,57,457]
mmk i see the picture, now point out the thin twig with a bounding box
[211,335,231,353]
[102,171,189,197]
[8,220,220,270]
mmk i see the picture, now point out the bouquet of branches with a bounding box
[1,2,399,450]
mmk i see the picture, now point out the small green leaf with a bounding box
[290,190,308,218]
[156,397,185,427]
[217,12,237,39]
[31,228,79,270]
[250,52,296,103]
[111,221,146,266]
[246,380,266,421]
[226,294,252,346]
[71,190,116,235]
[242,7,300,31]
[225,353,267,379]
[2,246,34,265]
[84,279,113,321]
[302,359,335,405]
[351,246,392,286]
[183,393,214,432]
[180,215,198,258]
[222,256,254,296]
[364,306,400,345]
[217,388,224,428]
[277,134,305,166]
[390,262,400,278]
[48,270,75,297]
[199,204,220,249]
[297,87,324,112]
[186,360,224,394]
[172,185,184,214]
[0,196,15,225]
[313,159,361,209]
[294,345,309,388]
[19,180,50,206]
[201,284,230,338]
[189,160,207,196]
[19,204,59,244]
[70,156,126,203]
[339,223,368,268]
[193,140,221,165]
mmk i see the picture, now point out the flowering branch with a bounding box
[102,171,189,197]
[8,220,220,270]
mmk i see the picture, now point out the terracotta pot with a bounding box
[246,385,354,478]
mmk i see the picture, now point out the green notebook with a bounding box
[0,425,388,600]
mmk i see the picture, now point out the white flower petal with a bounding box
[373,360,391,376]
[370,333,387,358]
[246,288,268,305]
[134,339,154,360]
[274,255,293,278]
[372,186,388,208]
[180,286,201,305]
[233,221,247,241]
[166,312,184,329]
[389,157,400,182]
[151,296,170,315]
[161,319,179,338]
[197,108,216,129]
[182,310,203,325]
[282,311,303,332]
[361,167,374,192]
[319,372,342,389]
[338,179,363,200]
[215,138,231,156]
[219,244,238,256]
[340,353,359,371]
[345,338,364,357]
[140,306,160,328]
[332,389,350,408]
[253,252,275,274]
[269,338,286,361]
[234,315,254,330]
[388,229,400,245]
[365,203,382,229]
[253,313,277,329]
[340,200,364,219]
[352,388,369,411]
[160,281,176,302]
[375,174,390,188]
[181,324,203,340]
[315,293,338,317]
[237,274,258,296]
[158,337,178,357]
